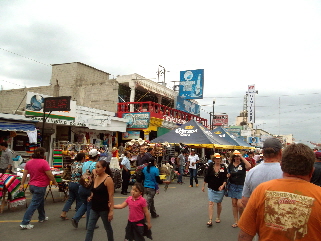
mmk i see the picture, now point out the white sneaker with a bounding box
[20,224,34,229]
[39,217,49,223]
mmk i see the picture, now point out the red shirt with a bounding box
[246,157,256,169]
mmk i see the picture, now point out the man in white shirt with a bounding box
[187,149,200,187]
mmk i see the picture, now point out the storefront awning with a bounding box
[0,121,36,132]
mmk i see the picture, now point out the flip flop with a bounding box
[232,223,238,228]
[207,219,213,227]
[60,216,69,220]
[215,218,221,223]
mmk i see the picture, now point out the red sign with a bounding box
[43,96,71,112]
[213,114,228,126]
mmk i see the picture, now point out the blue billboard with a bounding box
[176,96,200,115]
[179,69,204,99]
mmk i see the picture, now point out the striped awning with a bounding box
[0,121,36,132]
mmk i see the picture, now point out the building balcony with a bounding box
[117,101,208,127]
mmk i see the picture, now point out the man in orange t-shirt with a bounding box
[238,143,321,241]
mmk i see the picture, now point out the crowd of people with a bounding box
[2,137,321,240]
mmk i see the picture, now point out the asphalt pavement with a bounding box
[0,176,240,241]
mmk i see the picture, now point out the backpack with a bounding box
[135,168,145,183]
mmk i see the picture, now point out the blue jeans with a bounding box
[72,185,92,227]
[21,185,47,225]
[62,182,82,212]
[189,168,198,186]
[178,166,184,183]
[85,209,114,241]
[145,188,157,217]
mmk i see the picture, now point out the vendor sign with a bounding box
[122,131,140,140]
[122,112,150,129]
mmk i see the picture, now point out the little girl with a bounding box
[114,183,152,241]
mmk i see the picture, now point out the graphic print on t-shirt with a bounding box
[264,191,314,240]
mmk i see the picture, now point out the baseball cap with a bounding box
[89,149,100,157]
[214,153,221,158]
[315,151,321,159]
[263,138,282,152]
[191,149,195,152]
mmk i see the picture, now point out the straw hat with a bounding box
[233,150,241,155]
[214,153,221,158]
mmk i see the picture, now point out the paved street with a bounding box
[0,176,240,241]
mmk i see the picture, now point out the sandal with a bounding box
[215,218,221,223]
[207,219,213,227]
[60,216,69,220]
[232,223,238,228]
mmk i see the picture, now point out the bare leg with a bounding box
[237,199,244,217]
[231,198,238,225]
[216,202,222,220]
[208,201,214,221]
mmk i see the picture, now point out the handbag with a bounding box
[79,163,94,189]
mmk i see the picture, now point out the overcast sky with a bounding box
[1,0,321,146]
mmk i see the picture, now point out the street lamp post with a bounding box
[212,98,216,130]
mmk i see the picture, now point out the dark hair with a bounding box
[133,182,144,196]
[124,151,130,157]
[263,148,280,159]
[281,143,315,176]
[0,142,8,148]
[75,153,86,162]
[97,160,112,176]
[32,147,46,159]
[147,147,154,152]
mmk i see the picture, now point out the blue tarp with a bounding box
[0,121,36,132]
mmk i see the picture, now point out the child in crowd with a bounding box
[114,183,152,241]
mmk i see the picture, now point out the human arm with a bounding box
[114,201,128,209]
[241,196,250,207]
[105,176,114,221]
[45,170,58,186]
[143,206,152,230]
[238,230,254,241]
[241,156,252,170]
[18,169,28,191]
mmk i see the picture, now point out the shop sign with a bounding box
[213,114,228,126]
[163,115,187,125]
[122,113,150,129]
[25,92,76,120]
[29,116,86,127]
[175,125,198,137]
[122,131,140,140]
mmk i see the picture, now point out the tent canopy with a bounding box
[151,120,234,148]
[0,121,36,132]
[212,126,254,149]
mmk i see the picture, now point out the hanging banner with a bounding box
[176,96,200,115]
[247,85,256,124]
[179,69,204,99]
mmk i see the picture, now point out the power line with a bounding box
[0,79,27,88]
[0,47,51,66]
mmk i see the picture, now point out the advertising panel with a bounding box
[25,92,76,121]
[213,114,228,126]
[247,84,256,123]
[179,69,204,99]
[176,96,200,115]
[122,131,140,140]
[122,112,150,129]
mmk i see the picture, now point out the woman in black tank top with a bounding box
[85,160,115,241]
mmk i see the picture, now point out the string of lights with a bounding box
[0,47,51,66]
